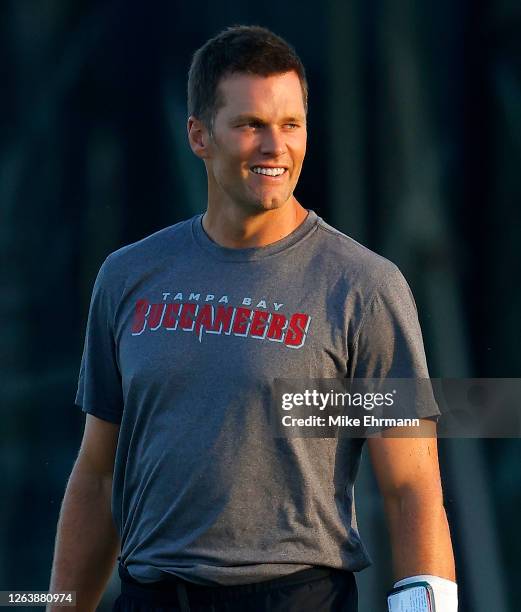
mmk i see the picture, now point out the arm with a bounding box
[367,420,456,582]
[48,414,121,612]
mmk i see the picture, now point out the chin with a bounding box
[235,186,293,213]
[258,199,285,211]
[252,193,292,212]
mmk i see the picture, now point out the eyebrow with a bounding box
[229,114,306,124]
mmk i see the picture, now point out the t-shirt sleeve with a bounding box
[349,264,440,419]
[75,257,124,424]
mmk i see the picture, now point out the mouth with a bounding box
[250,166,288,179]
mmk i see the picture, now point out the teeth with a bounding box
[252,167,286,176]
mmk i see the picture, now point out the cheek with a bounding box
[214,151,239,175]
[214,154,249,187]
[293,136,307,158]
[224,141,253,168]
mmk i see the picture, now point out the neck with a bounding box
[202,198,308,248]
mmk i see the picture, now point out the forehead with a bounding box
[215,71,306,120]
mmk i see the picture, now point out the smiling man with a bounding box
[48,26,457,612]
[190,68,309,248]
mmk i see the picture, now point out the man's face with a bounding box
[203,71,307,213]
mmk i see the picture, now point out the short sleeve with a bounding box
[75,258,124,424]
[349,265,440,419]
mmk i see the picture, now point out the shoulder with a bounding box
[92,216,197,299]
[312,215,407,293]
[106,216,195,269]
[98,216,194,277]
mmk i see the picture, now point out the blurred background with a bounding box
[1,0,520,610]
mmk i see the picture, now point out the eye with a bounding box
[242,121,263,129]
[284,123,300,129]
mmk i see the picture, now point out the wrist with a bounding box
[389,574,458,611]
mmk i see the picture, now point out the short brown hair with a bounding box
[187,25,308,132]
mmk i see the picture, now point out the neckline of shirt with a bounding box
[191,209,319,262]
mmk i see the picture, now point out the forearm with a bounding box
[384,490,455,582]
[48,463,120,612]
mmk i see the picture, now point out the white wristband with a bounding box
[392,575,458,611]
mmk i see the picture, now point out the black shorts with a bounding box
[114,562,358,612]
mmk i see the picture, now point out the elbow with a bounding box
[383,482,446,516]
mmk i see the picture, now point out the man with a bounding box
[49,25,457,611]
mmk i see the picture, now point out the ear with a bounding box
[187,116,212,160]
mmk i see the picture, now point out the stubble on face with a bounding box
[205,71,307,216]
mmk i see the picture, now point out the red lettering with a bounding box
[131,299,150,334]
[250,310,270,338]
[266,313,287,341]
[195,304,214,337]
[284,313,311,348]
[148,303,165,329]
[211,305,235,334]
[162,303,180,329]
[232,307,252,335]
[179,303,198,330]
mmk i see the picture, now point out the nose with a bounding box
[259,126,286,157]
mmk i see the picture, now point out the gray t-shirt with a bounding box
[75,209,438,585]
